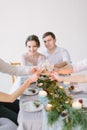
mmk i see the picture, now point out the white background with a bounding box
[0,0,87,92]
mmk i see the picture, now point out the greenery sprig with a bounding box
[37,75,87,130]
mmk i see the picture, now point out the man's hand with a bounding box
[53,65,73,75]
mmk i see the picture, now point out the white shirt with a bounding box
[43,46,71,65]
[72,58,87,73]
[0,58,33,76]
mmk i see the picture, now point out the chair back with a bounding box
[10,62,21,84]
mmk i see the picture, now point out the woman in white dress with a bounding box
[21,35,46,66]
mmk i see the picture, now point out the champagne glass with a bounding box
[37,56,46,70]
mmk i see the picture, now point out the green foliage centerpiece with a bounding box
[37,74,87,130]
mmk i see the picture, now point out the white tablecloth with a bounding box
[17,83,87,130]
[9,76,87,130]
[0,118,17,130]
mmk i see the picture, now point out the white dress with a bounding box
[21,52,46,66]
[72,58,87,73]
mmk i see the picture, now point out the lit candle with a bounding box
[38,90,47,105]
[72,100,82,109]
[46,104,52,111]
[59,86,63,89]
[39,90,47,97]
[63,82,70,88]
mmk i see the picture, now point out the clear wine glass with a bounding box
[37,57,54,72]
[37,56,46,70]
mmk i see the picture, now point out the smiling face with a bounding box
[26,40,38,55]
[43,35,56,50]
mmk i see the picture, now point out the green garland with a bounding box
[37,75,87,130]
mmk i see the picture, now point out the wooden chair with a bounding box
[10,62,21,84]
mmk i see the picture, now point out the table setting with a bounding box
[17,61,87,130]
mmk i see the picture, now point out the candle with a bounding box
[38,90,47,105]
[39,90,47,97]
[46,104,52,111]
[63,82,70,88]
[72,100,82,109]
[59,86,63,89]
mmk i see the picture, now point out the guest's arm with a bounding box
[54,49,71,69]
[54,61,68,68]
[54,64,73,74]
[0,58,37,76]
[0,74,38,102]
[50,72,87,83]
[54,59,87,75]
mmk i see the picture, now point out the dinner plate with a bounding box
[74,98,87,108]
[81,98,87,108]
[23,87,39,96]
[69,88,83,94]
[21,100,44,112]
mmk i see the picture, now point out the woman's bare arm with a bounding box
[0,74,38,102]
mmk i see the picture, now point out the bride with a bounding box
[21,34,46,66]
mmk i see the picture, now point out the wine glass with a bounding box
[37,56,46,70]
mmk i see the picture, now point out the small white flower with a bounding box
[38,83,43,86]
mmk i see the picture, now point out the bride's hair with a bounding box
[25,35,40,47]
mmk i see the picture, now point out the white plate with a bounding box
[74,98,87,108]
[69,88,83,94]
[23,87,39,96]
[21,100,44,112]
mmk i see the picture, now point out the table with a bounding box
[17,82,87,130]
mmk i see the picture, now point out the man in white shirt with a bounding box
[42,32,71,68]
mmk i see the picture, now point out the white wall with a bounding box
[0,0,87,92]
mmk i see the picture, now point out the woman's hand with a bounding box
[29,73,40,84]
[49,72,63,82]
[30,66,45,75]
[30,67,39,74]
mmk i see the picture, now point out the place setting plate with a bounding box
[21,100,44,112]
[68,87,84,94]
[23,87,39,96]
[81,98,87,108]
[71,89,83,94]
[74,98,87,108]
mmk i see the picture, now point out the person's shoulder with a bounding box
[0,58,6,66]
[59,46,68,51]
[0,58,4,63]
[57,46,68,52]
